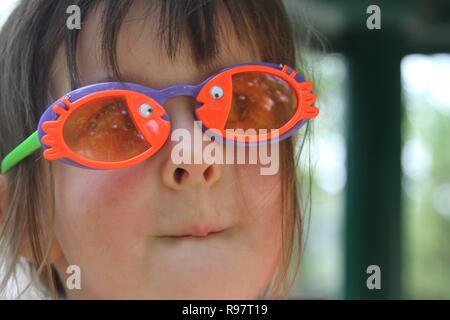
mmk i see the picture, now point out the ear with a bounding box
[20,236,64,264]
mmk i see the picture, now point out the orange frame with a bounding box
[194,64,318,143]
[41,90,171,170]
[38,63,318,170]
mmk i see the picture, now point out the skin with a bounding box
[1,2,283,299]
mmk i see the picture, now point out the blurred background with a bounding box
[285,0,450,299]
[1,0,449,299]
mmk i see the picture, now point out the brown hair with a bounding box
[0,0,312,299]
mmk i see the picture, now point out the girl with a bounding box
[0,0,317,299]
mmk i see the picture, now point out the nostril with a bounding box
[203,166,214,181]
[174,168,188,184]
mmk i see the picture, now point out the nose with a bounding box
[160,96,222,190]
[164,161,221,189]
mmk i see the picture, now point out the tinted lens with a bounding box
[226,72,297,133]
[63,97,149,162]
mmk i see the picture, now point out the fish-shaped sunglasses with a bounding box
[1,62,319,173]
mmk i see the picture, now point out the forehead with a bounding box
[67,1,260,90]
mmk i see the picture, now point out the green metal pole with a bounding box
[343,30,404,299]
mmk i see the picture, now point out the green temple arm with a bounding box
[1,131,41,174]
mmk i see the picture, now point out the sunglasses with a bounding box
[1,62,319,173]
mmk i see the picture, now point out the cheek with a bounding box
[54,166,142,238]
[238,164,283,226]
[52,164,156,294]
[236,164,284,267]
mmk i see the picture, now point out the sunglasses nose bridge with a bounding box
[158,84,201,102]
[154,85,202,119]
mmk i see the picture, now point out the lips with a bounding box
[162,225,227,238]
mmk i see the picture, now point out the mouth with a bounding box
[160,225,227,239]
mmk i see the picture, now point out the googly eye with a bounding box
[210,86,224,100]
[139,103,153,118]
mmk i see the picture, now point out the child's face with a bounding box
[49,3,283,299]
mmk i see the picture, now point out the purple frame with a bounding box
[37,62,310,169]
